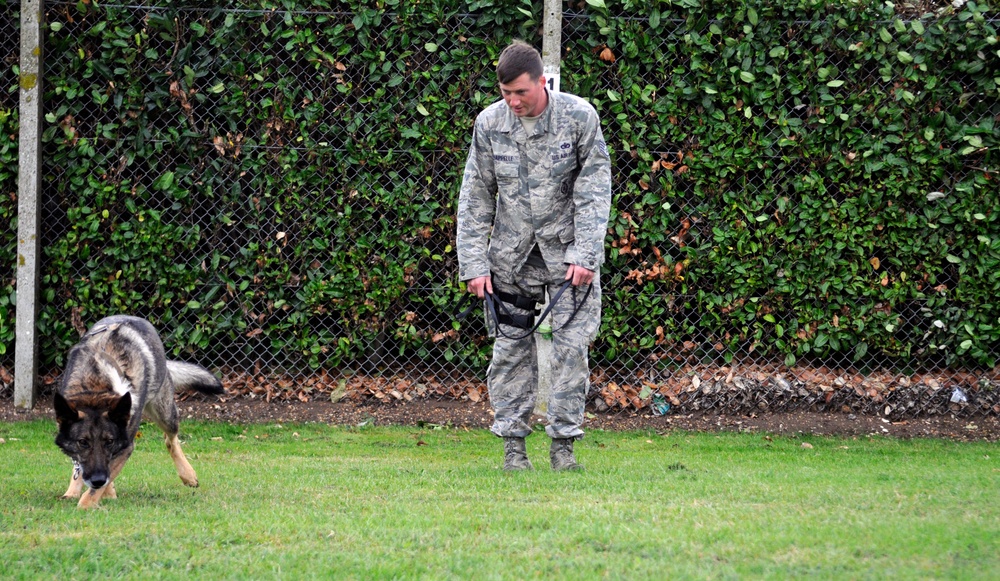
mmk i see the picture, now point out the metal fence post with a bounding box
[15,0,45,410]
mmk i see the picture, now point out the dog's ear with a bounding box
[108,392,132,428]
[53,392,79,427]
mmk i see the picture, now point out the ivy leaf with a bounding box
[424,43,438,52]
[946,254,962,264]
[897,51,914,64]
[879,28,893,43]
[416,104,430,116]
[826,79,845,87]
[739,71,755,83]
[585,0,606,8]
[748,8,759,26]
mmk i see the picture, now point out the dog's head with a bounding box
[54,391,133,490]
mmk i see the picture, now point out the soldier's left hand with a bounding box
[565,264,595,286]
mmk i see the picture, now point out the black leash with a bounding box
[455,279,592,341]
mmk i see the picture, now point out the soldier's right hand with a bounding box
[466,276,493,299]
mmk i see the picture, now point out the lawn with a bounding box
[1,419,997,580]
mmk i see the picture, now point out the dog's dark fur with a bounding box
[54,315,223,509]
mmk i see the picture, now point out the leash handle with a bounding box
[455,279,593,341]
[487,280,592,341]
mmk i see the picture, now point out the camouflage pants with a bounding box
[487,261,601,440]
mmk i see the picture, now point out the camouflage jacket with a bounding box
[457,90,612,284]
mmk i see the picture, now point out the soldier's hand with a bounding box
[467,276,493,299]
[565,264,595,286]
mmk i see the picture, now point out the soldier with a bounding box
[456,40,612,471]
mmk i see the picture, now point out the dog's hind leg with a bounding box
[166,433,199,487]
[149,399,199,487]
[61,461,85,499]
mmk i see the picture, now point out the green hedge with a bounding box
[580,0,999,369]
[0,104,14,360]
[0,0,997,375]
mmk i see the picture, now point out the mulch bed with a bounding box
[4,393,998,442]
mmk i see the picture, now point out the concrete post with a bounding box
[535,0,561,415]
[542,0,561,93]
[15,0,45,410]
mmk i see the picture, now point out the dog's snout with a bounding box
[86,474,108,490]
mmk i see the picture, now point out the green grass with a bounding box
[1,420,997,580]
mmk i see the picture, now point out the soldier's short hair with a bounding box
[496,40,543,84]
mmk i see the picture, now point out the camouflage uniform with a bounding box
[457,90,612,440]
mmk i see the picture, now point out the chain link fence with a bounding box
[3,1,999,418]
[0,0,19,391]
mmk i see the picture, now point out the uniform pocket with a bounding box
[551,156,576,180]
[496,163,519,184]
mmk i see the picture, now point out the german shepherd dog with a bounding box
[54,315,224,509]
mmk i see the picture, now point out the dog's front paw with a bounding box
[76,495,102,510]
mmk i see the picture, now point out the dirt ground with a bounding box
[4,393,999,442]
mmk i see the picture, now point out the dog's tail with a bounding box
[166,361,225,396]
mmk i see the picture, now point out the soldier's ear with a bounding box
[109,392,132,428]
[53,392,79,427]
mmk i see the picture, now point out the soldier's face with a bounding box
[499,73,548,118]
